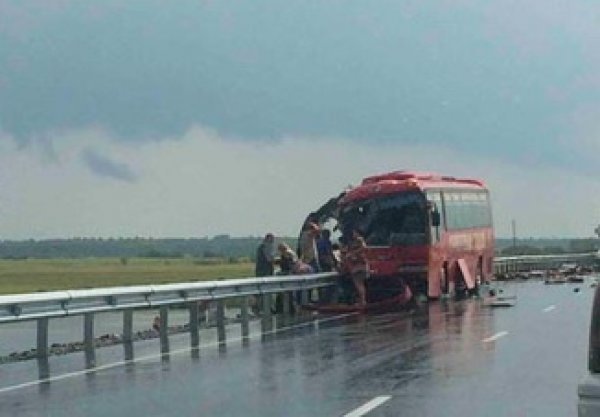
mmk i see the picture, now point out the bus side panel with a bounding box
[441,227,494,292]
[427,257,443,298]
[427,233,445,298]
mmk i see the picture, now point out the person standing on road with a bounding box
[299,222,320,273]
[253,233,276,314]
[317,228,337,272]
[255,233,276,277]
[342,229,369,306]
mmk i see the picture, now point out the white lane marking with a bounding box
[0,312,358,395]
[343,396,392,417]
[543,305,556,313]
[482,331,509,343]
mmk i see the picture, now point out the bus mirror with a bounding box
[432,211,441,227]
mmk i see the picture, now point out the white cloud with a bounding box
[0,126,598,239]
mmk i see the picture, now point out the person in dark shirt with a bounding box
[317,229,337,272]
[255,233,275,277]
[253,233,275,314]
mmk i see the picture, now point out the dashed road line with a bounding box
[343,396,392,417]
[543,305,556,313]
[482,331,509,343]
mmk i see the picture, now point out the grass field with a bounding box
[0,258,255,295]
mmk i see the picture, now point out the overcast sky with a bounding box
[1,0,599,239]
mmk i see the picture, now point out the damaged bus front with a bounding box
[303,171,494,310]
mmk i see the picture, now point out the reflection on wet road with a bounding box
[0,280,595,417]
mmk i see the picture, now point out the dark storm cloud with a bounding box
[0,0,599,174]
[81,148,137,182]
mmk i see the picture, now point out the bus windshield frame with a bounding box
[339,191,429,247]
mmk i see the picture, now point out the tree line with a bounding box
[0,236,595,260]
[496,238,598,255]
[0,235,294,260]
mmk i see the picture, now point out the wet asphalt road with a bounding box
[0,279,596,417]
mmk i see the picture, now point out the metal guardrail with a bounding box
[495,253,595,263]
[0,273,336,324]
[0,252,595,372]
[0,272,338,373]
[2,254,594,324]
[493,252,597,274]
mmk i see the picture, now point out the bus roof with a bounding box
[340,170,487,205]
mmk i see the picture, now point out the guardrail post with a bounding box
[123,310,133,343]
[36,318,49,358]
[123,309,134,360]
[262,294,272,316]
[159,306,169,354]
[318,287,327,302]
[216,300,226,346]
[283,292,292,315]
[84,313,96,368]
[301,289,310,305]
[189,302,200,349]
[240,296,250,340]
[261,294,273,338]
[37,357,50,380]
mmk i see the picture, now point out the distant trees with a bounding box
[498,239,598,256]
[141,249,184,259]
[0,237,298,260]
[500,245,567,256]
[542,246,565,254]
[0,236,595,260]
[500,245,543,256]
[569,239,598,253]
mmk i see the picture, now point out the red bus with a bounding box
[304,171,494,305]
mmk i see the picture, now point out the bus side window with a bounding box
[432,209,441,227]
[426,191,443,243]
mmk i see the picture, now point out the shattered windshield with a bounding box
[339,192,428,246]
